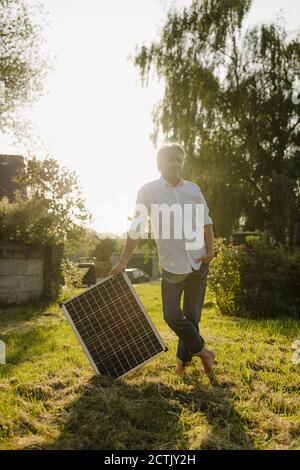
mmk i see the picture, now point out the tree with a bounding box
[0,156,91,246]
[134,0,300,247]
[229,24,300,248]
[90,237,119,277]
[0,0,51,139]
[91,237,118,263]
[66,228,100,261]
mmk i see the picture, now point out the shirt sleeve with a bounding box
[197,186,213,226]
[128,185,150,239]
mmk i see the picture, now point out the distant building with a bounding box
[0,154,25,202]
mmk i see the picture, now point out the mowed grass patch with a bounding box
[0,281,299,450]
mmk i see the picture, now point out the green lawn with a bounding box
[0,282,299,450]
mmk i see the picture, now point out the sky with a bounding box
[0,0,299,235]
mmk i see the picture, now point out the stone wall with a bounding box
[0,242,63,305]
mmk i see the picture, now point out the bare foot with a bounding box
[175,359,186,376]
[197,347,216,375]
[175,364,185,376]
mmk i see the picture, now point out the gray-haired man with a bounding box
[110,143,215,377]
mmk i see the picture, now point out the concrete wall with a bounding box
[0,242,63,305]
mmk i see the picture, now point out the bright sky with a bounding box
[0,0,299,235]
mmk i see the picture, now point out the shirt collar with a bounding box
[159,175,184,188]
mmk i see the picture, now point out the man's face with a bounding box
[159,149,184,180]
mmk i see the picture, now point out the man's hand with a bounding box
[197,251,215,265]
[109,257,128,277]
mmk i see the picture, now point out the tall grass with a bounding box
[0,282,299,450]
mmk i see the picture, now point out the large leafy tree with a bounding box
[0,0,50,139]
[134,0,300,247]
[0,157,91,246]
[91,237,118,263]
[66,228,100,261]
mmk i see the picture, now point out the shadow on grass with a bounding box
[160,374,255,450]
[0,304,65,377]
[0,298,57,327]
[22,371,254,450]
[2,327,55,369]
[25,375,186,450]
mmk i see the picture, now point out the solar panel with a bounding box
[61,272,167,379]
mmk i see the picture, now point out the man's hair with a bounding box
[156,143,185,169]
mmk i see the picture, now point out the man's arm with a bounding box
[195,186,214,263]
[197,224,215,265]
[109,233,139,277]
[204,224,214,256]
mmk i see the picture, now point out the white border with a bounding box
[61,272,166,380]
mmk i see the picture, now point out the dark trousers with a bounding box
[161,262,209,365]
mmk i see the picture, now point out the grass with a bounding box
[0,282,299,450]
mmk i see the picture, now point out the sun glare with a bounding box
[1,0,299,235]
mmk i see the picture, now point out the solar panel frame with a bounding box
[61,272,167,380]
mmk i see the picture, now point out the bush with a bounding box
[58,259,86,302]
[95,260,111,278]
[209,236,300,318]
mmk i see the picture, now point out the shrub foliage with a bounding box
[209,236,300,318]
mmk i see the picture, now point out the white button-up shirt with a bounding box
[128,176,213,274]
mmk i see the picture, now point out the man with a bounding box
[109,143,215,378]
